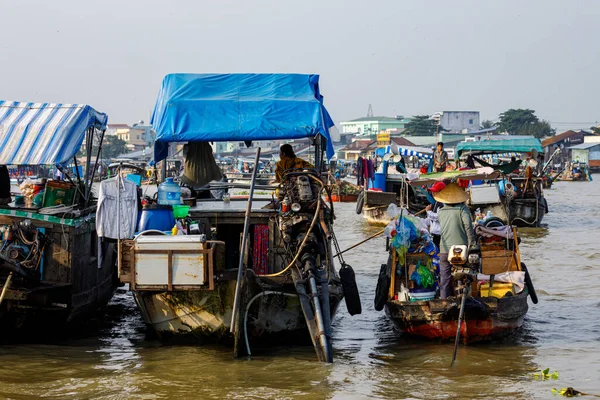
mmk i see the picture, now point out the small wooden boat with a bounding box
[0,101,117,337]
[375,214,537,343]
[555,162,592,182]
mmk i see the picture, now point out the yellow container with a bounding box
[479,282,515,298]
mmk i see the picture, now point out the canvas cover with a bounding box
[150,74,336,161]
[0,101,108,165]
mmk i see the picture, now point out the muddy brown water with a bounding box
[1,181,599,399]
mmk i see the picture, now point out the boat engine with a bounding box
[0,220,48,278]
[277,171,324,250]
[449,244,481,289]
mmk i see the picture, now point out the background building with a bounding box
[340,116,411,135]
[435,111,480,133]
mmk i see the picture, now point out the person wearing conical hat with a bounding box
[434,183,476,299]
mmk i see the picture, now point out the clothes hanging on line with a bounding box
[180,142,222,188]
[356,157,364,186]
[96,176,139,240]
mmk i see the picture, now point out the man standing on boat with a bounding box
[275,144,313,183]
[433,142,449,172]
[434,183,476,299]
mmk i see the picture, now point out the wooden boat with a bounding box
[118,74,360,362]
[0,101,117,337]
[446,139,549,227]
[555,162,592,182]
[375,215,537,343]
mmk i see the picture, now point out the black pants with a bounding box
[432,234,441,248]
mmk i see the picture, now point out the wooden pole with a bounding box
[230,147,261,348]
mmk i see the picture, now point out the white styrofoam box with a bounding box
[134,235,206,286]
[469,184,500,205]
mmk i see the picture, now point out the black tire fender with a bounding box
[355,190,365,214]
[374,262,391,311]
[340,263,362,316]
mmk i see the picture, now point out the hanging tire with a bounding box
[340,263,362,316]
[521,262,538,304]
[355,190,365,215]
[374,263,390,311]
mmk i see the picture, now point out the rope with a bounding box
[263,176,324,278]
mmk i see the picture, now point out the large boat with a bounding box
[452,138,548,227]
[118,74,360,362]
[374,211,537,343]
[0,101,118,337]
[357,146,434,225]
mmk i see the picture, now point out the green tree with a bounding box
[591,125,600,135]
[405,115,446,136]
[496,109,554,138]
[480,119,494,129]
[101,135,128,159]
[496,109,538,133]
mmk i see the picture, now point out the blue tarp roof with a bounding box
[0,101,107,165]
[455,138,543,157]
[150,73,336,161]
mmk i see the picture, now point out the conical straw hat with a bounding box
[432,183,469,204]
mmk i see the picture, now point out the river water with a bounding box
[1,181,599,399]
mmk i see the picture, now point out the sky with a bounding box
[1,0,599,131]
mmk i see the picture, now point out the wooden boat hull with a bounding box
[384,292,529,343]
[0,216,118,337]
[133,276,344,343]
[509,197,547,227]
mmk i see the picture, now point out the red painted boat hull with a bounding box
[385,292,529,343]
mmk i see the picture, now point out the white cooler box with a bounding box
[469,184,500,205]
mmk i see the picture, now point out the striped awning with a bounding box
[479,152,518,159]
[376,145,433,159]
[0,101,108,166]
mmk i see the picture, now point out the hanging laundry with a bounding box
[252,224,269,275]
[96,176,138,240]
[356,157,364,186]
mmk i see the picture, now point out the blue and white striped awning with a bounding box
[375,145,433,159]
[479,152,518,160]
[0,101,108,165]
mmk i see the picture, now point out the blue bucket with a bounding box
[374,172,387,191]
[137,205,175,232]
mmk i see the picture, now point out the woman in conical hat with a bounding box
[435,183,476,298]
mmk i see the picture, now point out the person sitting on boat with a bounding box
[275,144,313,183]
[433,142,448,173]
[433,183,476,299]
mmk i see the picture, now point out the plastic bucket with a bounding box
[373,172,387,191]
[138,205,175,232]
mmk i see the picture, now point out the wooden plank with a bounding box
[167,250,173,291]
[389,251,397,300]
[481,256,515,275]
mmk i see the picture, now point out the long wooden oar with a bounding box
[450,283,468,367]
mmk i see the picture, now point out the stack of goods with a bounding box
[384,207,439,301]
[18,179,47,207]
[328,180,361,201]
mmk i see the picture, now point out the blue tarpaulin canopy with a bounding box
[0,101,108,165]
[150,74,336,162]
[455,138,543,157]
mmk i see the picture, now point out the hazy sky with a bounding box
[2,0,599,131]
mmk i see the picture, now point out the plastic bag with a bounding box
[410,262,434,289]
